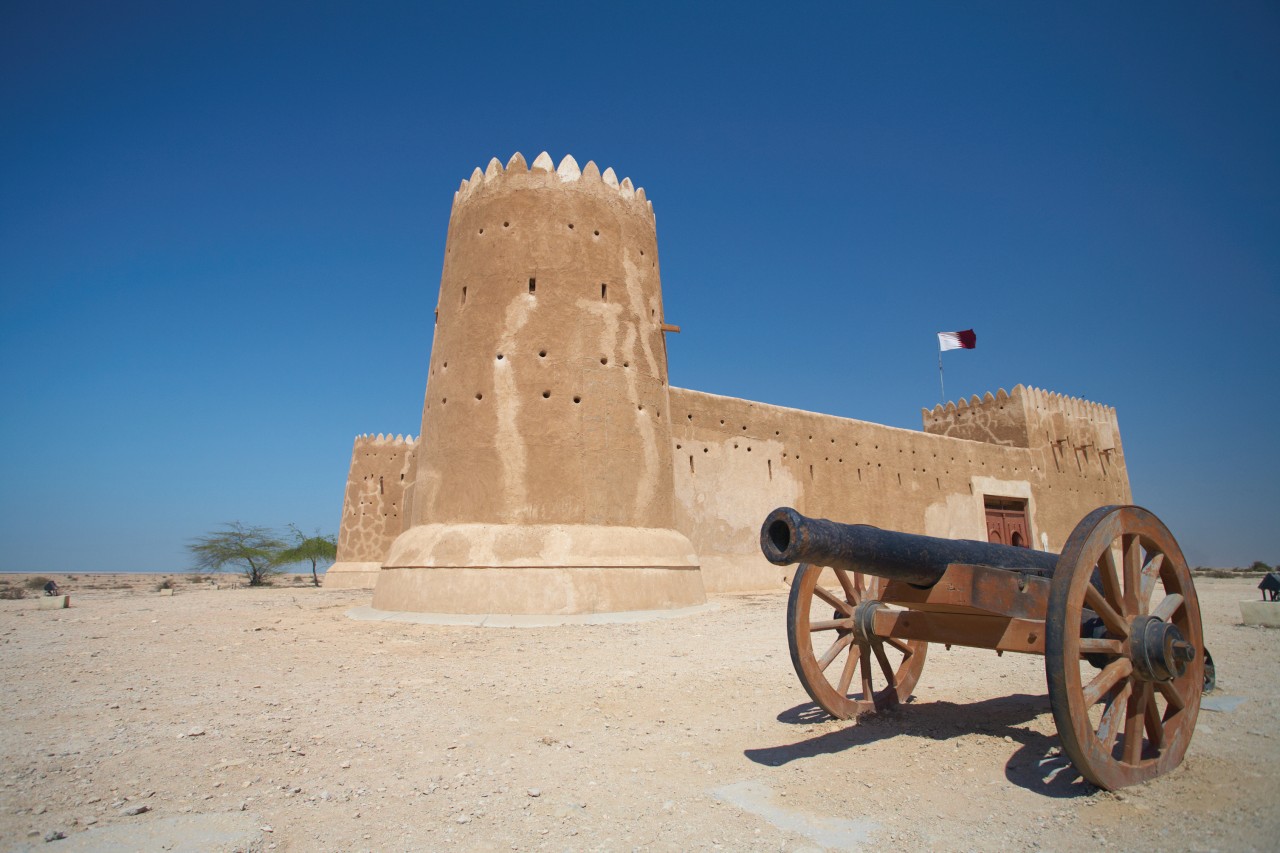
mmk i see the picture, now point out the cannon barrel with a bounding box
[760,506,1060,587]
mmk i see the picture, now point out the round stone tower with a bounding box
[372,152,705,615]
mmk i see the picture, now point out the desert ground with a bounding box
[1,572,1275,852]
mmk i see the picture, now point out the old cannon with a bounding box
[760,504,1206,790]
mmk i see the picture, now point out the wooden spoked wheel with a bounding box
[787,563,927,719]
[1046,506,1204,790]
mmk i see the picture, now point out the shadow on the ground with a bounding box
[747,693,1097,798]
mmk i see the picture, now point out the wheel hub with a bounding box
[851,599,881,644]
[1129,615,1195,683]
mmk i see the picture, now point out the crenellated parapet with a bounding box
[922,387,1029,447]
[453,151,654,218]
[922,384,1123,461]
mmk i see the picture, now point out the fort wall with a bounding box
[323,433,418,590]
[670,385,1130,592]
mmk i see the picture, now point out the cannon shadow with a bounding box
[746,693,1097,798]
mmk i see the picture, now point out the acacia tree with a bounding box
[279,524,337,587]
[187,522,287,586]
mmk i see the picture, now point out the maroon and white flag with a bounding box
[937,329,976,351]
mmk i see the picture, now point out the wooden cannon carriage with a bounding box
[760,504,1207,790]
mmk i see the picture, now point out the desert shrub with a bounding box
[156,579,174,591]
[0,587,24,600]
[187,574,207,584]
[24,576,54,590]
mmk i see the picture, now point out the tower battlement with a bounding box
[453,152,654,218]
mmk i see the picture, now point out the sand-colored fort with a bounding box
[326,152,1131,614]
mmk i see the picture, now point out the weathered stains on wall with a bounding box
[412,153,679,532]
[671,386,1132,592]
[334,434,417,563]
[921,388,1029,447]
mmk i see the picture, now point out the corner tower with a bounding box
[372,152,705,614]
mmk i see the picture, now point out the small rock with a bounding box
[260,825,274,833]
[43,830,66,842]
[119,804,150,817]
[237,802,247,811]
[455,814,471,824]
[340,761,351,769]
[527,788,541,798]
[83,817,97,826]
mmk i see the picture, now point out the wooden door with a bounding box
[985,499,1030,548]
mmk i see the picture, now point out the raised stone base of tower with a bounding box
[322,562,383,589]
[372,524,702,614]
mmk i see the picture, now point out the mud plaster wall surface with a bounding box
[334,436,417,563]
[669,387,1132,593]
[412,164,678,532]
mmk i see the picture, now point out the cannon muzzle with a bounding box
[761,506,1059,587]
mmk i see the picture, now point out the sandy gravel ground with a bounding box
[0,573,1276,852]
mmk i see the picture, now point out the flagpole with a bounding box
[938,350,945,404]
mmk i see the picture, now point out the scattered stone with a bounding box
[455,814,471,824]
[527,788,541,798]
[119,804,150,816]
[43,830,66,842]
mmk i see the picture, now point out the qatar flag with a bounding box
[937,329,977,351]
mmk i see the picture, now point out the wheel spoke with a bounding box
[872,640,897,687]
[834,568,859,605]
[1098,547,1125,613]
[1122,534,1143,616]
[1143,686,1164,749]
[859,644,874,699]
[1078,637,1124,656]
[1085,585,1130,639]
[1123,681,1150,764]
[885,636,913,655]
[1083,657,1134,707]
[1098,681,1131,753]
[809,618,850,632]
[1155,678,1187,712]
[836,640,859,695]
[1150,593,1184,623]
[817,632,854,671]
[1140,552,1165,605]
[812,584,852,616]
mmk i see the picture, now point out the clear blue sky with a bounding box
[2,2,1276,571]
